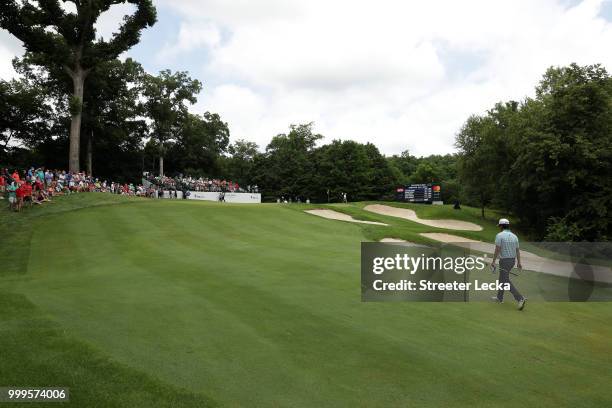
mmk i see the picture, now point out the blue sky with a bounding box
[1,0,611,156]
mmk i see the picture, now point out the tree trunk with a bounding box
[159,156,164,176]
[69,69,86,173]
[480,192,486,219]
[86,129,93,176]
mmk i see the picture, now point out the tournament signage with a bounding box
[188,191,262,203]
[396,184,441,203]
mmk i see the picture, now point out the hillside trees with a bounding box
[167,112,230,176]
[221,139,259,186]
[140,70,202,176]
[248,124,399,202]
[0,0,156,172]
[252,123,322,200]
[0,77,54,162]
[456,64,612,240]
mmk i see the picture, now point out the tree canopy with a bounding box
[141,70,202,176]
[0,0,156,172]
[456,64,611,240]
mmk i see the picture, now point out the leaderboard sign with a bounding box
[396,184,441,203]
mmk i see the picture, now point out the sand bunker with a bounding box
[364,204,483,231]
[379,238,421,246]
[380,238,411,243]
[420,233,480,243]
[305,209,388,226]
[420,233,612,283]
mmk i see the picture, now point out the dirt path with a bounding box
[420,233,612,283]
[364,204,482,231]
[305,209,388,226]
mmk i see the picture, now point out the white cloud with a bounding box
[157,22,221,61]
[94,3,137,41]
[0,31,23,79]
[159,0,612,156]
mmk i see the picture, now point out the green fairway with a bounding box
[1,195,612,407]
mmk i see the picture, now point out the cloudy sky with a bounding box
[1,0,611,156]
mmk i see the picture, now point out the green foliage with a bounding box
[251,123,321,200]
[0,0,157,171]
[387,150,419,183]
[545,216,583,241]
[456,63,611,240]
[164,112,231,176]
[0,0,157,71]
[0,77,54,161]
[220,139,260,186]
[246,124,400,202]
[141,70,202,165]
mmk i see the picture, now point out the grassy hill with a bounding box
[1,195,611,407]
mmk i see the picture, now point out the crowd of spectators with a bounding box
[1,168,261,212]
[1,167,151,212]
[146,174,258,194]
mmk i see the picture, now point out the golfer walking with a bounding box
[491,218,526,310]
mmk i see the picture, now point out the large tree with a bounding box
[0,0,156,172]
[141,70,202,176]
[455,114,499,218]
[11,54,146,179]
[81,58,145,177]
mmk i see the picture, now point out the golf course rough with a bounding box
[1,194,612,407]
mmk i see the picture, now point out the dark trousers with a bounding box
[498,258,523,301]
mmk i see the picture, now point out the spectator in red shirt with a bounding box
[15,183,26,211]
[22,182,33,208]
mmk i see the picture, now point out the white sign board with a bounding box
[187,191,261,203]
[162,190,183,199]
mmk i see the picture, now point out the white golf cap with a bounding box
[498,218,510,225]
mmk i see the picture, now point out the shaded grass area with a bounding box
[0,193,142,276]
[1,196,611,406]
[0,194,216,407]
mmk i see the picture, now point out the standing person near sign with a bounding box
[490,218,526,310]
